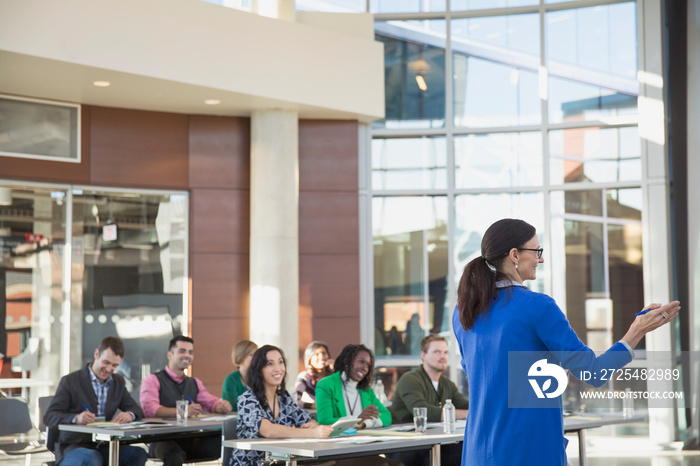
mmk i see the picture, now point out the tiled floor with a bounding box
[3,435,700,465]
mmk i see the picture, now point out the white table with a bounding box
[225,414,642,466]
[225,425,461,466]
[59,415,235,466]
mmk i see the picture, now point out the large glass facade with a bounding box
[0,182,188,409]
[366,0,662,423]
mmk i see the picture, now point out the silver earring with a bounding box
[515,264,518,269]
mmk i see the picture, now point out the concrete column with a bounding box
[249,109,299,384]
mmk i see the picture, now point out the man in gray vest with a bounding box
[140,335,232,466]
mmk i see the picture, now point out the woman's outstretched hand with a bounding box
[622,301,681,349]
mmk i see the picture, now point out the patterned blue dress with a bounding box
[230,390,312,466]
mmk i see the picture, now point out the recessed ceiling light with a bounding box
[204,99,221,105]
[93,81,111,87]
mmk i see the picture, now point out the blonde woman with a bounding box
[222,339,257,410]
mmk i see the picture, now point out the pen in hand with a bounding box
[82,404,91,412]
[635,309,650,316]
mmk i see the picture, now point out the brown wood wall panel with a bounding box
[299,191,359,254]
[299,254,359,318]
[192,252,249,319]
[189,116,250,189]
[0,106,91,184]
[89,106,189,189]
[191,188,250,254]
[191,317,249,398]
[299,120,359,192]
[311,317,360,359]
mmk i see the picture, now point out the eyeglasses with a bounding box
[519,248,544,259]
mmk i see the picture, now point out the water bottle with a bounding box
[374,379,388,405]
[443,399,456,433]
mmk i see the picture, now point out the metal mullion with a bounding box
[540,0,553,297]
[602,188,611,299]
[548,180,643,191]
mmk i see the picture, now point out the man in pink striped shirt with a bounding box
[140,336,232,466]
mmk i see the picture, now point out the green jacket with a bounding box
[389,366,469,423]
[221,370,247,411]
[316,372,391,427]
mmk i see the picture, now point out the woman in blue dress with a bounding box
[231,345,333,466]
[453,218,680,465]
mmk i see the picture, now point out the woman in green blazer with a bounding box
[315,344,391,428]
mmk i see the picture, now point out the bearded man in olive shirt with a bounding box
[389,334,468,466]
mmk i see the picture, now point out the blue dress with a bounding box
[231,390,312,466]
[453,284,633,465]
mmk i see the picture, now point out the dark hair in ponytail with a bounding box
[457,219,536,330]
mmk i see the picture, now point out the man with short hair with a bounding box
[140,335,232,466]
[389,334,468,466]
[44,336,148,466]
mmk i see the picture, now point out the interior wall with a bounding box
[0,105,361,396]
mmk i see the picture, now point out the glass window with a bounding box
[453,56,540,127]
[608,221,644,344]
[454,192,545,292]
[455,132,542,189]
[373,196,448,358]
[72,190,189,391]
[547,3,637,80]
[452,14,539,57]
[452,0,537,9]
[549,126,641,184]
[375,21,447,129]
[607,188,642,221]
[372,137,447,190]
[0,95,80,162]
[548,77,637,124]
[0,185,67,405]
[296,0,366,12]
[371,0,445,13]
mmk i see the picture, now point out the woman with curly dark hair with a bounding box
[315,344,391,429]
[231,345,332,466]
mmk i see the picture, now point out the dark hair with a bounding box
[333,344,374,390]
[304,341,332,374]
[247,345,288,412]
[457,218,536,331]
[168,335,194,352]
[98,336,125,358]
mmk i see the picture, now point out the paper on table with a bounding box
[86,422,119,426]
[337,436,396,444]
[204,414,237,421]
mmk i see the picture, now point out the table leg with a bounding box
[430,444,441,466]
[108,439,120,466]
[285,458,297,466]
[577,429,586,466]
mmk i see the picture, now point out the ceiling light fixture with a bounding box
[204,99,221,105]
[93,81,111,87]
[415,75,428,91]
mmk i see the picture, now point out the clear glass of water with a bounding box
[413,407,427,433]
[176,399,189,424]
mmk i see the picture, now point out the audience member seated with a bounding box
[140,335,232,466]
[388,334,468,466]
[231,345,333,466]
[44,336,148,466]
[315,344,391,429]
[222,339,258,410]
[294,341,333,409]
